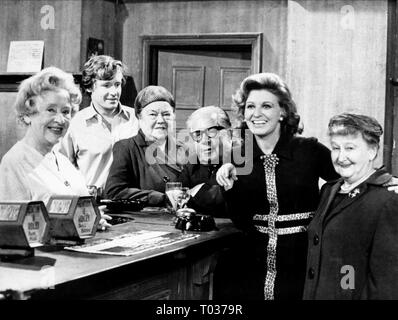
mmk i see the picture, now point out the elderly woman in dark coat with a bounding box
[104,86,181,206]
[216,73,340,300]
[303,113,398,300]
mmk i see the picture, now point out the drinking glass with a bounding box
[165,182,182,214]
[176,187,190,210]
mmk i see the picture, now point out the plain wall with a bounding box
[0,0,82,72]
[120,0,289,91]
[286,0,387,154]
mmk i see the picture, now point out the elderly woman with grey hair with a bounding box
[0,67,86,203]
[0,67,111,230]
[304,113,398,300]
[216,73,398,300]
[104,85,181,206]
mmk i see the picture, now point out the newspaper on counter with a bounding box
[64,230,200,256]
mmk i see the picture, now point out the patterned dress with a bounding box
[219,132,338,300]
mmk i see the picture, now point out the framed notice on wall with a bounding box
[6,41,44,73]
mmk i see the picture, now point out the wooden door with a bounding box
[157,47,251,130]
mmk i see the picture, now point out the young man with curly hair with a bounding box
[58,55,139,196]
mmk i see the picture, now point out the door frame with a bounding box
[141,33,262,88]
[385,0,398,174]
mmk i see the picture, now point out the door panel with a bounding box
[158,48,251,130]
[172,66,205,109]
[220,67,250,108]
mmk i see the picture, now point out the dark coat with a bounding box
[178,162,227,216]
[303,168,398,300]
[104,130,181,206]
[218,132,339,300]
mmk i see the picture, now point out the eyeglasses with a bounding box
[190,126,225,142]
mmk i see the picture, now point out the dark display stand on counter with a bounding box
[0,213,242,300]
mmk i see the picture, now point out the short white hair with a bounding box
[186,105,231,130]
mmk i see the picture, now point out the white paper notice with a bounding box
[7,41,44,72]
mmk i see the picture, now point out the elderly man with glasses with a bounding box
[177,105,238,217]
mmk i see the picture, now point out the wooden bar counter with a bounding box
[0,212,242,300]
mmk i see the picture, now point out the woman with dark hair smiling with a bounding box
[216,72,340,300]
[216,73,398,300]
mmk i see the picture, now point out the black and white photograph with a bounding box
[0,0,398,312]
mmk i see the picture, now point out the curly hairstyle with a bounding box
[232,72,302,136]
[328,113,383,149]
[14,67,82,125]
[82,55,127,92]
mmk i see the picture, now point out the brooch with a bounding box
[348,188,360,198]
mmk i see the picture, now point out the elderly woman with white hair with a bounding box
[0,67,111,229]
